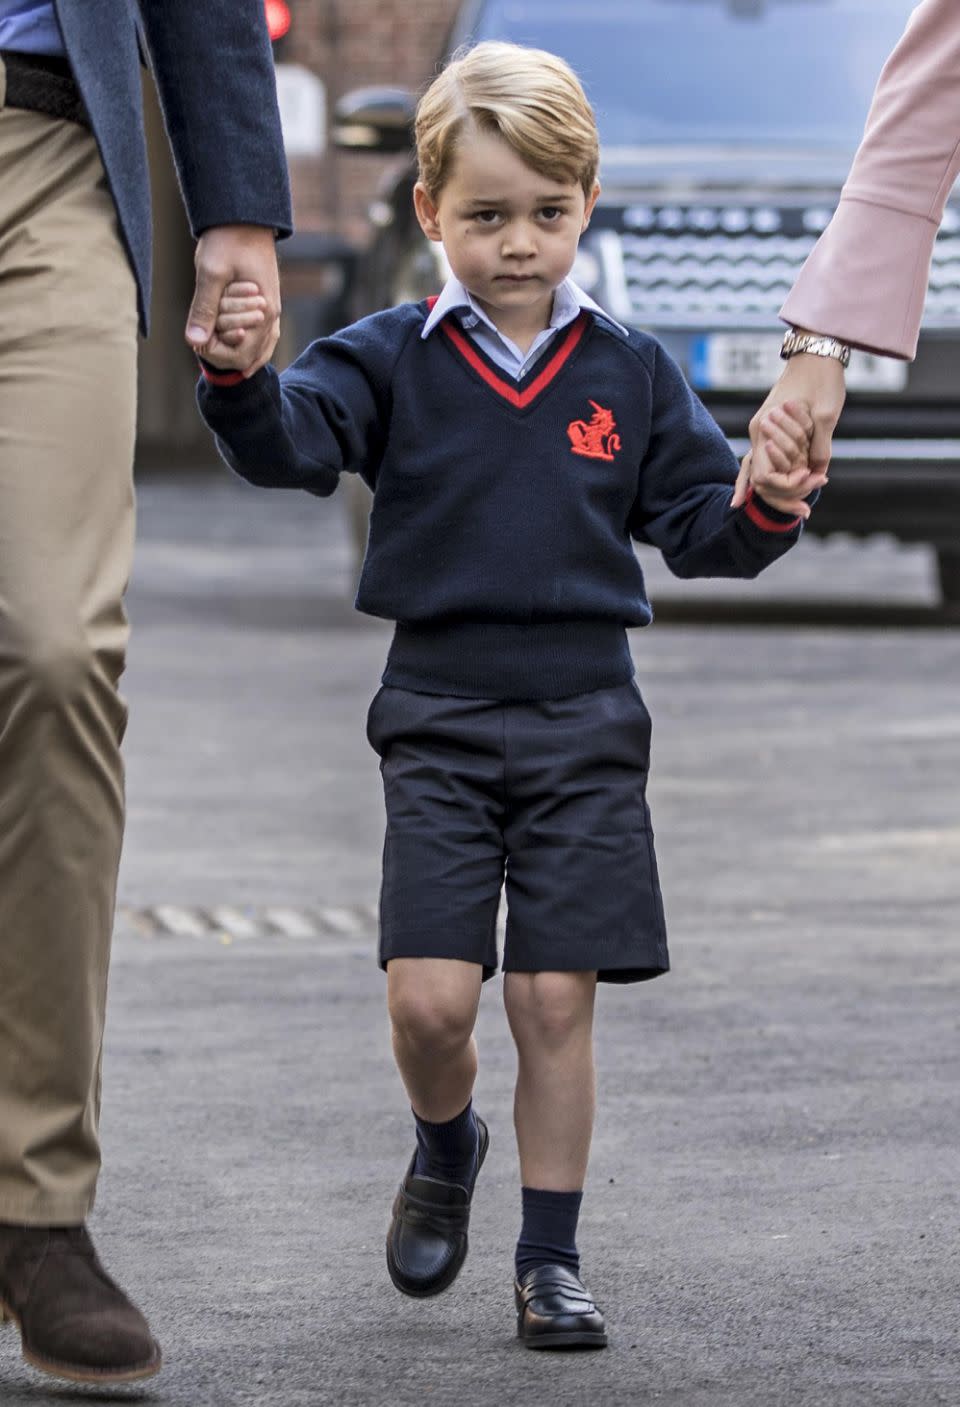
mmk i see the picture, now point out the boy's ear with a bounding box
[414,182,443,242]
[582,180,601,231]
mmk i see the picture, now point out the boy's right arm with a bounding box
[195,321,399,497]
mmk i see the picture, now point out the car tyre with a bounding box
[936,547,960,613]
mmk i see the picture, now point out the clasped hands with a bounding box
[184,226,281,378]
[736,399,826,520]
[734,349,847,516]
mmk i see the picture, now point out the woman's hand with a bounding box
[732,349,847,514]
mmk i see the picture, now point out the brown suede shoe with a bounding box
[0,1224,161,1384]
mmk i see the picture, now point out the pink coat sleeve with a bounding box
[780,0,960,360]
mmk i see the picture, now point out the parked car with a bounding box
[334,0,960,607]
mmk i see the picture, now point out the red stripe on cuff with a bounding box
[198,361,245,387]
[742,486,801,534]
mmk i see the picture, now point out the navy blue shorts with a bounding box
[366,681,669,983]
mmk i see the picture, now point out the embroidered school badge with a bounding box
[567,402,622,462]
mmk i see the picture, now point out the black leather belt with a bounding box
[1,49,91,130]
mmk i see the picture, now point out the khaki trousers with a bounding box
[0,64,139,1224]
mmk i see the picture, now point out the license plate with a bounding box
[688,334,908,394]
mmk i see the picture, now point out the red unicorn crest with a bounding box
[567,401,622,462]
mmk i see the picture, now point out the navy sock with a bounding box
[515,1187,583,1282]
[412,1100,479,1186]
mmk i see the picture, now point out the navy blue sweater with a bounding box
[197,301,806,699]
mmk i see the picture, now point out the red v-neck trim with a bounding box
[432,307,590,410]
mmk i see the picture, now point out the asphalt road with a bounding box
[1,474,958,1406]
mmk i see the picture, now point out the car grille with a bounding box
[597,208,960,329]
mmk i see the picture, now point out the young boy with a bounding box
[196,41,822,1349]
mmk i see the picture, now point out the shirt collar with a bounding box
[421,275,628,340]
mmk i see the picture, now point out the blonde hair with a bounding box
[415,41,600,200]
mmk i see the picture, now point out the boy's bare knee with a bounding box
[505,971,596,1050]
[388,980,475,1057]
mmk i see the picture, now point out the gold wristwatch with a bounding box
[780,327,851,368]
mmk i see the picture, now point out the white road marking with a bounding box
[150,905,211,938]
[318,907,364,935]
[206,906,264,940]
[119,904,388,941]
[264,907,320,939]
[816,828,960,854]
[867,719,960,742]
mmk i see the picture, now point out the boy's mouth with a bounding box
[495,274,539,283]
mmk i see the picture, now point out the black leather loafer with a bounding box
[386,1116,489,1298]
[515,1263,608,1349]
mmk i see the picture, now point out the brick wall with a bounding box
[283,0,461,244]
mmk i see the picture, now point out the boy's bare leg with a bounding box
[504,971,598,1188]
[505,970,607,1347]
[385,958,487,1298]
[387,957,484,1121]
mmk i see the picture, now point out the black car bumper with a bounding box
[728,436,960,547]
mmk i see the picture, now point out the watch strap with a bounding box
[780,328,851,367]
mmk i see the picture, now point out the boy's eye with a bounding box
[472,210,502,225]
[539,207,565,222]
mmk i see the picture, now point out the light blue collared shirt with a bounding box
[0,0,65,56]
[421,276,628,380]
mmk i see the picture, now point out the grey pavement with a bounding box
[1,473,958,1405]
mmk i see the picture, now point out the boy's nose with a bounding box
[501,226,537,258]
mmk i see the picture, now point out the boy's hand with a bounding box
[741,399,827,520]
[185,225,280,376]
[198,281,280,370]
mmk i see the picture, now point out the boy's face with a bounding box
[414,126,599,335]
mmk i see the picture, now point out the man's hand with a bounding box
[185,225,281,378]
[198,281,280,371]
[732,348,847,514]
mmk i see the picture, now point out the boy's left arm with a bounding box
[628,343,820,580]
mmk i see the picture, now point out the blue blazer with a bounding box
[54,0,293,332]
